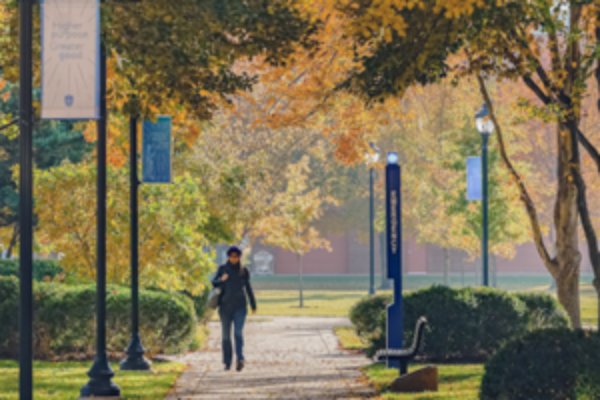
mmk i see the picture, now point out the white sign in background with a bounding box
[41,0,100,120]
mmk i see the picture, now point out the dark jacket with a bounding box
[212,262,256,313]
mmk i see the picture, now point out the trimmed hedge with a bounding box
[349,285,569,361]
[184,287,212,324]
[0,276,197,359]
[147,285,212,324]
[481,328,600,400]
[514,292,571,330]
[0,259,63,281]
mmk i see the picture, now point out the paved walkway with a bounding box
[166,317,375,399]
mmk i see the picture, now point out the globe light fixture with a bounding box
[387,152,399,165]
[475,103,495,136]
[366,142,381,165]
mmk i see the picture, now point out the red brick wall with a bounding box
[404,240,427,273]
[272,236,348,275]
[254,234,595,275]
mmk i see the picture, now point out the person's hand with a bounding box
[222,273,229,282]
[252,309,257,314]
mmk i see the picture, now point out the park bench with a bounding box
[375,316,428,375]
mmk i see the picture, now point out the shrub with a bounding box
[402,286,486,360]
[0,259,63,281]
[0,277,19,356]
[469,288,528,358]
[182,287,212,324]
[401,286,529,360]
[0,278,197,359]
[351,285,569,361]
[480,328,600,400]
[349,293,392,337]
[350,294,392,357]
[514,292,569,330]
[106,287,197,356]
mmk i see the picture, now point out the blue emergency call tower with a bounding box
[385,152,403,369]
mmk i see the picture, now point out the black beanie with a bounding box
[227,246,242,256]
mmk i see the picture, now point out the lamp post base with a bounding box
[120,334,152,371]
[80,356,120,398]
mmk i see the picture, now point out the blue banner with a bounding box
[467,156,482,201]
[385,162,403,368]
[142,116,172,183]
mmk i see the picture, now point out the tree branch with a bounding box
[0,119,17,131]
[572,169,600,282]
[576,128,600,174]
[521,74,552,105]
[476,75,557,275]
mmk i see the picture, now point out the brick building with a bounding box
[249,235,595,276]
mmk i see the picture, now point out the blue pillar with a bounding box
[385,153,403,369]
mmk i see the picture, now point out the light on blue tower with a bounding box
[385,152,403,370]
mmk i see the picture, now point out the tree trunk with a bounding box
[443,248,450,286]
[549,225,557,290]
[5,224,19,259]
[297,253,303,308]
[555,268,581,328]
[477,77,582,328]
[553,122,583,328]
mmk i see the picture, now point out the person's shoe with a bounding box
[224,364,231,371]
[236,360,244,372]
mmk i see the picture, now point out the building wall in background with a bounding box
[253,236,349,275]
[253,232,595,275]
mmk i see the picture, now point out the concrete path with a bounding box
[166,317,375,399]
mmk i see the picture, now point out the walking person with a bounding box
[212,246,257,372]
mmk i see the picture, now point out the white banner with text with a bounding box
[41,0,100,120]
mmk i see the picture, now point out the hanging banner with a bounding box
[385,154,403,369]
[467,156,482,201]
[41,0,100,120]
[142,116,172,183]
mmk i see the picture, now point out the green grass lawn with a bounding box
[252,274,598,326]
[0,360,185,400]
[335,324,483,399]
[580,286,598,327]
[253,287,598,327]
[254,290,365,317]
[365,363,484,400]
[333,326,366,351]
[251,273,595,292]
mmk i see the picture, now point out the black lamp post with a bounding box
[19,0,34,397]
[475,103,494,287]
[120,115,151,371]
[367,143,380,295]
[80,35,121,399]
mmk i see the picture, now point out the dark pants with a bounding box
[219,306,247,367]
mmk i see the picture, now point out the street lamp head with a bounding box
[387,152,399,165]
[475,103,494,136]
[366,142,381,165]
